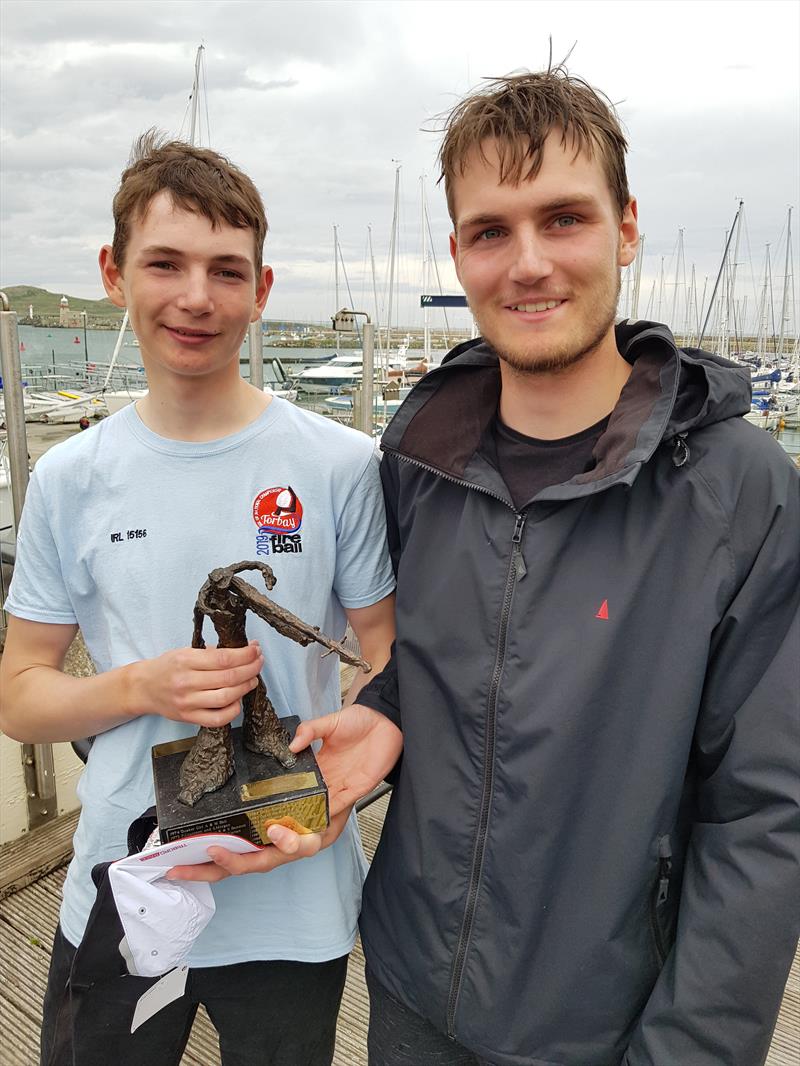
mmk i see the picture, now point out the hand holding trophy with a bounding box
[152,561,369,845]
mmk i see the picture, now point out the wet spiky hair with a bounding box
[112,129,268,271]
[437,66,629,224]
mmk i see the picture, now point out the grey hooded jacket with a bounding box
[357,321,800,1066]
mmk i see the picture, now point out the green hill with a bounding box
[1,285,123,321]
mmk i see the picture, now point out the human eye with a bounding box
[552,215,579,229]
[217,268,245,280]
[478,227,504,241]
[149,260,177,270]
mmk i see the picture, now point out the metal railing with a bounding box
[15,360,147,393]
[0,292,58,829]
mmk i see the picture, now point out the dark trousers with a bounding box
[366,967,488,1066]
[41,925,348,1066]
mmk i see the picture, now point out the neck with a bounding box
[135,367,270,442]
[497,334,632,440]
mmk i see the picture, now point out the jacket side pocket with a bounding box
[648,835,673,968]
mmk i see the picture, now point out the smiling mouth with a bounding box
[509,300,564,313]
[165,325,219,337]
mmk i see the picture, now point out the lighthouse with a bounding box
[58,294,80,328]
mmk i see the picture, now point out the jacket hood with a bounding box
[380,320,752,501]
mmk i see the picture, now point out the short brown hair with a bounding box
[438,67,629,223]
[112,130,268,271]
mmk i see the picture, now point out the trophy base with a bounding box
[152,716,328,846]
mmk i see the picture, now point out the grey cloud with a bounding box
[2,1,366,64]
[240,77,299,92]
[626,104,797,281]
[2,0,797,325]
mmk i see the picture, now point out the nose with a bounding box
[176,269,214,315]
[507,228,553,286]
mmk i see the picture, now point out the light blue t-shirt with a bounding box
[6,397,395,966]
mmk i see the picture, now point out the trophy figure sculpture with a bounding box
[175,560,369,807]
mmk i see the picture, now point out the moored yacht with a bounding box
[297,352,365,394]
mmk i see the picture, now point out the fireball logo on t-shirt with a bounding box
[253,486,304,556]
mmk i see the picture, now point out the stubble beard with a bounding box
[477,272,622,378]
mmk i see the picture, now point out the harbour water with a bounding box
[12,324,330,376]
[773,427,800,458]
[7,325,799,455]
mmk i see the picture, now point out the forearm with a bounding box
[0,661,139,743]
[343,594,396,707]
[0,618,265,744]
[344,656,387,706]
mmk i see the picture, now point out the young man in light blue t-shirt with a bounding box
[0,134,396,1066]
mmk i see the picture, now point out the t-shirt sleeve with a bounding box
[4,469,77,624]
[332,448,395,609]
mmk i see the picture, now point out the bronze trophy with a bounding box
[152,561,369,846]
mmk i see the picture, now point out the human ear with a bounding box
[449,232,461,283]
[253,266,274,319]
[618,199,639,268]
[99,246,127,309]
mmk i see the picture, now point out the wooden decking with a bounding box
[1,795,798,1066]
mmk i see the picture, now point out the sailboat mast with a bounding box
[189,45,204,147]
[334,225,340,355]
[698,200,744,349]
[698,276,708,344]
[777,206,792,359]
[645,280,656,319]
[106,44,206,391]
[368,225,382,358]
[755,245,770,356]
[686,264,697,348]
[718,237,730,359]
[728,202,745,356]
[334,225,340,311]
[421,175,430,361]
[656,257,665,322]
[386,164,401,355]
[670,229,684,336]
[631,234,644,319]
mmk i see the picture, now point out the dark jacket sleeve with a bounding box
[625,452,800,1066]
[356,453,402,730]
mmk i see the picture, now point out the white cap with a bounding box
[108,833,262,977]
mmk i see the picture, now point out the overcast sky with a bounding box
[1,0,798,333]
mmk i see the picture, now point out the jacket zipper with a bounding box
[386,448,513,509]
[445,510,527,1038]
[649,836,673,966]
[386,449,530,1038]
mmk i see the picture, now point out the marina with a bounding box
[2,6,798,1062]
[0,322,443,434]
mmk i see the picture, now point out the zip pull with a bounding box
[657,837,673,905]
[657,866,670,905]
[512,513,527,579]
[671,434,690,468]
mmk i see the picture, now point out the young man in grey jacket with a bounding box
[289,68,796,1065]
